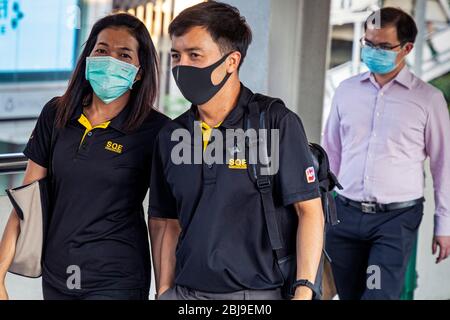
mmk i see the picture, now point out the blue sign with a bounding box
[1,1,25,36]
[0,0,78,73]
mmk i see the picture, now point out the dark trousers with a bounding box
[42,280,149,300]
[326,196,423,300]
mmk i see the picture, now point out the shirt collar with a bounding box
[188,83,254,130]
[360,67,413,90]
[393,67,413,89]
[70,101,131,134]
[70,104,84,122]
[360,72,371,82]
[109,105,132,134]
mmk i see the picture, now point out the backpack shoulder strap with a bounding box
[245,94,284,251]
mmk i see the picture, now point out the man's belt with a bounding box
[337,195,425,214]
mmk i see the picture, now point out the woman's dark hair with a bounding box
[364,7,418,44]
[55,13,159,132]
[168,1,253,68]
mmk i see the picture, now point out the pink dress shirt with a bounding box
[322,67,450,236]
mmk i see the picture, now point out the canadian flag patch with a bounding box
[306,167,316,183]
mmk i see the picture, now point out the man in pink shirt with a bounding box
[322,7,450,300]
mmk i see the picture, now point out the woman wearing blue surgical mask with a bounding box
[0,14,170,300]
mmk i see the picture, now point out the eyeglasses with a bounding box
[360,37,404,51]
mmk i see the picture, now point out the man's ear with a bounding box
[403,43,414,55]
[227,51,242,73]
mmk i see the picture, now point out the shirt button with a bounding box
[208,164,213,169]
[380,92,384,97]
[376,112,380,117]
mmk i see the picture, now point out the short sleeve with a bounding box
[23,98,58,168]
[274,111,321,206]
[148,132,178,219]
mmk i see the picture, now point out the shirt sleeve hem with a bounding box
[282,189,321,207]
[434,215,450,236]
[23,148,48,169]
[148,206,178,220]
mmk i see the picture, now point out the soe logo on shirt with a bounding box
[105,141,123,154]
[306,167,316,183]
[228,158,248,170]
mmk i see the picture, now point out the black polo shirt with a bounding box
[24,98,170,293]
[149,84,321,293]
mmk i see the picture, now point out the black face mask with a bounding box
[172,53,233,106]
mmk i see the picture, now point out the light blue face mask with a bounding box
[85,56,139,104]
[361,46,402,75]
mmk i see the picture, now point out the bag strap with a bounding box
[245,95,326,299]
[245,96,283,252]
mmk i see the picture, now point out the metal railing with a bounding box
[0,153,27,175]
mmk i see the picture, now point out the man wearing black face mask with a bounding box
[149,1,324,301]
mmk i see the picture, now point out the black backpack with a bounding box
[243,93,343,300]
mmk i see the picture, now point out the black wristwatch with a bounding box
[292,279,317,299]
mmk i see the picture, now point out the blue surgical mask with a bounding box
[85,56,139,104]
[361,46,401,75]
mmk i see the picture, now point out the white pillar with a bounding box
[222,0,331,143]
[352,22,363,75]
[220,0,272,94]
[413,0,426,77]
[269,0,331,142]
